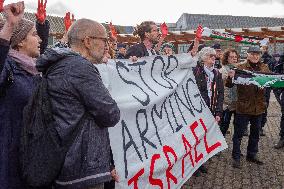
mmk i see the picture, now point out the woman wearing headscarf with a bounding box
[0,2,50,188]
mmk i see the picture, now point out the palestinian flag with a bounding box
[233,69,284,88]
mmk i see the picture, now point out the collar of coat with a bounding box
[242,60,263,71]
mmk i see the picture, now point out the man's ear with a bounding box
[82,37,92,49]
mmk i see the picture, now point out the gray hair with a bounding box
[67,18,107,47]
[198,47,216,62]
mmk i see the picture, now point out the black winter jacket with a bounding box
[36,48,120,189]
[193,64,224,117]
[125,43,158,58]
[0,20,49,189]
[261,52,277,72]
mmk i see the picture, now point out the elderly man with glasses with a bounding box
[227,46,270,169]
[36,19,120,189]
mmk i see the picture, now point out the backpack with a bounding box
[0,61,14,98]
[20,66,84,187]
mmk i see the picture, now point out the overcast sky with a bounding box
[5,0,284,25]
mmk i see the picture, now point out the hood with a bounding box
[36,47,79,74]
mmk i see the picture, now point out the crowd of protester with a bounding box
[1,1,284,189]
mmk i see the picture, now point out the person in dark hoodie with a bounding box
[0,2,50,189]
[36,18,120,189]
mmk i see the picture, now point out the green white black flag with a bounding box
[233,69,284,88]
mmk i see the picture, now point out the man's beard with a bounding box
[151,39,159,45]
[150,36,160,45]
[90,51,104,64]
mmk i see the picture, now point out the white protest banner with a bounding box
[97,53,228,189]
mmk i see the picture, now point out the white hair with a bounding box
[198,47,216,62]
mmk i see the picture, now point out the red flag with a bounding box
[109,22,117,38]
[160,22,168,37]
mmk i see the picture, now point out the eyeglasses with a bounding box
[151,26,160,33]
[87,36,109,45]
[208,54,216,58]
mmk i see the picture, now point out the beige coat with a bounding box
[219,64,238,111]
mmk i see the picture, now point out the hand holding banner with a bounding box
[97,54,227,189]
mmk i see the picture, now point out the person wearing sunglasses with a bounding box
[192,47,224,176]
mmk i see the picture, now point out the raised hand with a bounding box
[196,25,203,40]
[3,1,24,26]
[111,169,119,182]
[189,37,200,57]
[0,1,25,40]
[35,0,47,24]
[109,22,117,38]
[160,22,168,37]
[0,0,4,12]
[64,12,72,31]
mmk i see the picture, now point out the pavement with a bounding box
[182,96,284,189]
